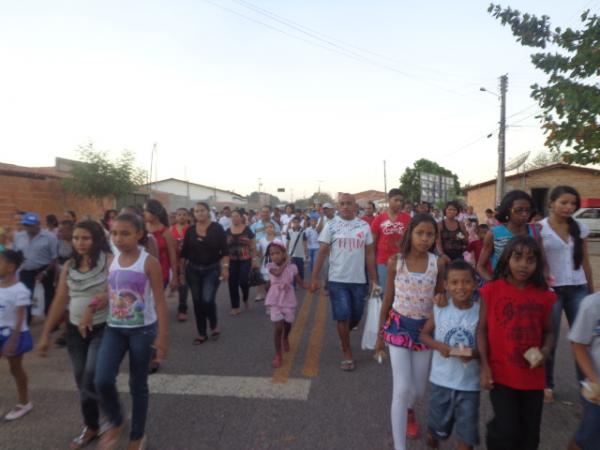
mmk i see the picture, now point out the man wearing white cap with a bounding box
[13,212,58,318]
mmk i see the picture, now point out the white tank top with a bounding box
[107,250,156,328]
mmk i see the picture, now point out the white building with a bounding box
[144,178,246,205]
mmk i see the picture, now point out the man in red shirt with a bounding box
[361,201,377,226]
[371,189,411,293]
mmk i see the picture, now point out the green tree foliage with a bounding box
[63,143,147,201]
[489,4,600,164]
[399,159,461,203]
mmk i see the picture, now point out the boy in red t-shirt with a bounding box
[478,236,555,450]
[466,224,488,268]
[370,189,411,293]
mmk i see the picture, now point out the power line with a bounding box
[229,0,489,86]
[201,0,493,99]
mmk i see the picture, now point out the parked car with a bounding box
[573,208,600,237]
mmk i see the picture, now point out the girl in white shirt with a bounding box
[0,250,34,420]
[540,185,594,403]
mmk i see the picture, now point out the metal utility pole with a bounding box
[496,74,508,206]
[383,160,388,194]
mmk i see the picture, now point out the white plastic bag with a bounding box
[31,282,45,317]
[361,293,382,350]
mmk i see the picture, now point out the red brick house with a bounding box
[0,161,114,231]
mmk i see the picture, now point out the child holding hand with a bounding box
[265,240,305,368]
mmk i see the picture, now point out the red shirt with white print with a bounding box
[371,211,411,264]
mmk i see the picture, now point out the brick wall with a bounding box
[467,184,496,221]
[0,173,115,231]
[467,166,600,221]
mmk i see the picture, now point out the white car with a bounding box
[573,208,600,237]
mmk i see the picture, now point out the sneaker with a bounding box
[544,388,555,404]
[406,409,420,439]
[5,402,33,421]
[177,312,187,322]
[254,295,265,302]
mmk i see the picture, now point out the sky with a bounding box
[0,0,595,200]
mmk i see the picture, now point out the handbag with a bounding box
[31,282,45,317]
[361,291,382,350]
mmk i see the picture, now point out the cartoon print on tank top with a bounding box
[108,270,148,327]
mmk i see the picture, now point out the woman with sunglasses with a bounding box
[476,190,543,281]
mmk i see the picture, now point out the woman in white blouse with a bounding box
[540,186,594,403]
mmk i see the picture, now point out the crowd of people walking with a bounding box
[0,186,599,450]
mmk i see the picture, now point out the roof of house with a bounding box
[0,162,65,179]
[465,163,600,191]
[353,189,386,198]
[145,178,246,199]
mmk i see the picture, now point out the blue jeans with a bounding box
[228,259,251,309]
[177,284,188,314]
[95,323,157,441]
[377,264,388,296]
[327,281,368,323]
[575,396,600,449]
[545,284,588,389]
[66,323,104,431]
[428,383,480,446]
[308,248,318,276]
[186,263,220,338]
[291,257,304,287]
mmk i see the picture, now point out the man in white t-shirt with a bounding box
[310,194,378,371]
[218,206,232,231]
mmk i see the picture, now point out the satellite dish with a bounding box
[505,151,531,171]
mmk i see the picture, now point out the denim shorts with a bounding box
[428,383,480,446]
[576,396,600,449]
[327,281,368,322]
[0,328,33,356]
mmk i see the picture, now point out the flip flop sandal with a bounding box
[193,337,207,345]
[70,427,98,449]
[340,360,356,371]
[211,330,221,341]
[98,422,125,450]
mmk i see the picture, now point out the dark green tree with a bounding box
[63,143,146,201]
[399,159,461,203]
[489,4,600,164]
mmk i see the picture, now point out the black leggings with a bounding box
[228,259,251,309]
[487,383,543,450]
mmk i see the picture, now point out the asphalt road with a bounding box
[0,281,585,450]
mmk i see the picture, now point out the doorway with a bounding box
[531,188,549,217]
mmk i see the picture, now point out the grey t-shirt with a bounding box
[568,292,600,377]
[66,252,109,326]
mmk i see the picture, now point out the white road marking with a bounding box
[0,371,311,401]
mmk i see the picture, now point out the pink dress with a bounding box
[265,262,298,323]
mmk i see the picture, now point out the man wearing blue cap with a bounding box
[13,212,58,320]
